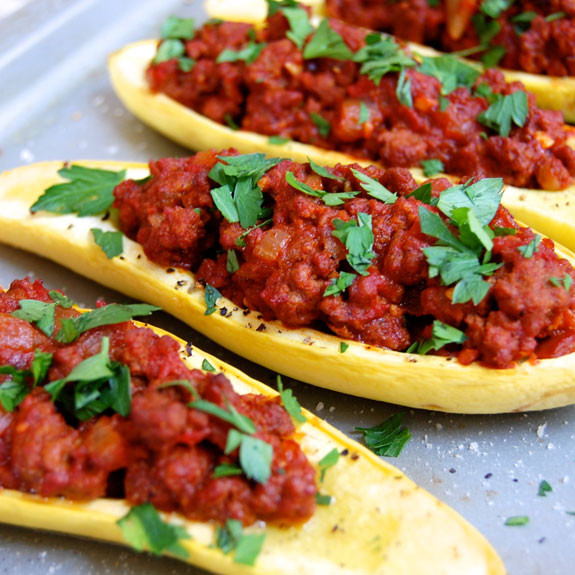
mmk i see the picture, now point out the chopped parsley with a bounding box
[510,11,536,34]
[91,228,123,259]
[355,413,411,457]
[117,503,190,558]
[318,448,339,482]
[315,493,333,505]
[352,34,415,85]
[12,299,58,337]
[505,515,529,527]
[308,158,344,181]
[481,0,513,19]
[303,19,352,60]
[201,358,216,372]
[359,101,370,124]
[191,398,256,434]
[478,91,528,137]
[31,165,126,216]
[209,154,281,229]
[419,55,480,95]
[546,11,566,22]
[152,39,185,65]
[56,303,159,343]
[45,337,131,421]
[268,135,289,145]
[549,273,573,292]
[226,249,240,273]
[224,114,240,131]
[310,112,331,138]
[161,16,195,40]
[351,168,397,204]
[213,463,243,478]
[277,375,306,424]
[332,213,376,276]
[408,182,435,205]
[217,40,267,65]
[323,271,356,297]
[421,159,445,177]
[517,234,541,258]
[396,69,413,108]
[282,6,313,49]
[409,320,467,355]
[538,480,552,497]
[285,171,357,206]
[215,519,265,566]
[339,342,349,353]
[31,349,53,385]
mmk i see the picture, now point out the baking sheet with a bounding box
[0,1,574,573]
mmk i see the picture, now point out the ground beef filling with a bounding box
[147,13,575,191]
[326,0,575,77]
[113,151,575,369]
[0,278,317,525]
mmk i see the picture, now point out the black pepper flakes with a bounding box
[340,449,349,456]
[101,211,110,221]
[177,280,186,287]
[166,268,175,274]
[220,307,228,316]
[350,453,359,461]
[449,468,456,474]
[256,323,266,332]
[484,473,493,479]
[185,342,193,357]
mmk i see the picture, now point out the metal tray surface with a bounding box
[0,1,574,574]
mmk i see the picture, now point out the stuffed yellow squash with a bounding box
[204,0,575,122]
[108,8,575,252]
[0,157,575,414]
[0,278,504,574]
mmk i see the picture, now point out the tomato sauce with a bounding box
[147,12,575,191]
[0,279,317,525]
[113,151,575,369]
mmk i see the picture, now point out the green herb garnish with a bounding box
[538,480,552,497]
[318,448,339,482]
[478,91,528,137]
[213,463,243,478]
[303,19,352,60]
[226,250,240,274]
[421,159,445,177]
[517,234,541,258]
[332,213,376,276]
[277,375,306,424]
[351,168,397,204]
[410,320,467,355]
[339,342,349,353]
[310,112,331,138]
[217,41,267,65]
[117,503,190,558]
[30,165,126,216]
[282,6,313,49]
[323,271,356,297]
[359,102,370,124]
[505,515,529,527]
[285,171,357,206]
[91,228,123,259]
[202,359,216,372]
[549,273,573,292]
[355,413,411,457]
[215,519,265,566]
[396,69,413,108]
[419,55,480,95]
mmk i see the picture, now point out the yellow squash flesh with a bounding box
[1,161,575,414]
[108,40,575,253]
[204,0,575,123]
[0,320,504,574]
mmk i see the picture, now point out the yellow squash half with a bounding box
[0,318,504,574]
[108,40,575,253]
[204,0,575,123]
[0,161,575,413]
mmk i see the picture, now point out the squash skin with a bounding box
[203,0,575,123]
[0,320,505,575]
[107,40,575,254]
[0,161,575,413]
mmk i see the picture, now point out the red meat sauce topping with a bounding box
[113,150,575,369]
[146,12,575,191]
[0,278,317,526]
[326,0,575,77]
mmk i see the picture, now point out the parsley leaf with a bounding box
[204,283,222,316]
[339,342,349,353]
[236,433,273,484]
[161,16,195,40]
[482,45,506,68]
[277,375,306,424]
[308,158,344,181]
[478,91,528,137]
[213,463,243,478]
[285,171,357,206]
[282,6,313,49]
[310,112,331,138]
[396,69,413,108]
[31,349,53,385]
[546,12,566,22]
[12,299,57,337]
[355,413,411,457]
[538,480,552,497]
[359,102,370,124]
[408,182,435,205]
[217,41,267,65]
[30,165,126,216]
[315,493,333,505]
[549,273,573,292]
[419,55,480,95]
[0,370,29,412]
[91,228,123,259]
[268,135,289,145]
[209,154,281,229]
[332,213,376,276]
[517,234,541,258]
[266,0,298,16]
[56,303,159,343]
[351,168,397,204]
[191,399,256,434]
[481,0,513,19]
[323,271,356,297]
[318,448,339,482]
[505,516,529,527]
[411,320,467,355]
[215,519,265,566]
[201,359,216,372]
[226,250,240,274]
[511,11,536,34]
[303,19,353,60]
[117,503,190,558]
[353,34,415,85]
[421,159,445,177]
[153,39,185,65]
